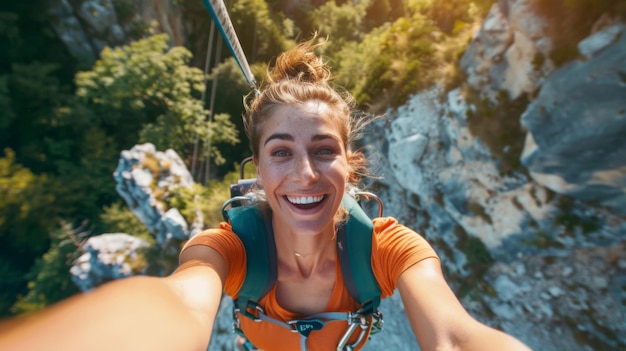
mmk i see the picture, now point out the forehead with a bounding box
[261,101,345,140]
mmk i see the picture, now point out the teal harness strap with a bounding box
[227,204,277,319]
[337,196,381,313]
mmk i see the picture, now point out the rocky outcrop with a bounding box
[366,83,626,350]
[521,25,626,214]
[70,233,149,291]
[48,0,186,66]
[460,0,554,100]
[70,143,201,290]
[461,0,626,216]
[113,143,202,248]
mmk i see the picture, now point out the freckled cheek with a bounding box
[324,164,348,183]
[258,162,289,184]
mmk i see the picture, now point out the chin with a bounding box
[284,216,335,236]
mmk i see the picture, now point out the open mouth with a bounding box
[285,195,325,210]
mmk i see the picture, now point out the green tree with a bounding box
[11,222,83,314]
[310,0,369,56]
[74,33,240,169]
[205,57,263,177]
[0,75,15,144]
[1,2,80,172]
[230,0,293,63]
[100,201,152,242]
[334,13,440,109]
[410,0,492,33]
[0,148,57,316]
[3,62,75,173]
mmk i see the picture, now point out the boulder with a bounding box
[70,233,149,291]
[521,28,626,214]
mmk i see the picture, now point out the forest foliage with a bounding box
[1,0,619,317]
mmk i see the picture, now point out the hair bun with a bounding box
[267,36,331,85]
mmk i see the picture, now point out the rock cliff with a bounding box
[48,0,186,66]
[361,1,625,350]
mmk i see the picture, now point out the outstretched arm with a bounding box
[0,245,227,351]
[397,257,532,351]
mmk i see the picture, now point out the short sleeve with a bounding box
[179,222,247,297]
[371,217,439,297]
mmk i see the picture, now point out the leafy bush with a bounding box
[0,149,58,316]
[10,223,81,315]
[334,13,440,110]
[100,201,152,242]
[311,0,368,56]
[169,166,247,229]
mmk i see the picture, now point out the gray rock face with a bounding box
[113,143,201,248]
[460,0,553,100]
[70,143,202,291]
[578,23,626,59]
[361,2,626,350]
[70,233,149,291]
[521,27,626,214]
[48,0,96,64]
[48,0,187,65]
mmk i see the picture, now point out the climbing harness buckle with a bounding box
[287,319,326,337]
[233,301,265,335]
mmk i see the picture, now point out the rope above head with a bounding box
[201,0,259,94]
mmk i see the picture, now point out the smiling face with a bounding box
[255,101,349,236]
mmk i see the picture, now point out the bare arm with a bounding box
[0,245,227,351]
[397,257,532,351]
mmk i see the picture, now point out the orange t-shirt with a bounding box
[179,217,438,351]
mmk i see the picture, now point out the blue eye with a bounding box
[318,148,335,155]
[272,149,290,157]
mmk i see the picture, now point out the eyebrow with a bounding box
[263,133,339,146]
[312,134,340,142]
[263,133,293,146]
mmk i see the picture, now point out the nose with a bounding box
[294,155,319,183]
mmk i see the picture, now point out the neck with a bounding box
[273,220,337,277]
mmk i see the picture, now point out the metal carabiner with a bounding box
[336,312,370,351]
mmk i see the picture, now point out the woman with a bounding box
[0,37,531,351]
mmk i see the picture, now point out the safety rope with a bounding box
[201,0,258,92]
[191,21,216,180]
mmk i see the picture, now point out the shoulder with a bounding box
[372,216,401,232]
[178,222,247,296]
[372,217,432,250]
[181,222,242,254]
[372,216,436,254]
[370,217,439,296]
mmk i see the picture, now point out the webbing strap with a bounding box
[234,308,372,351]
[228,204,276,315]
[338,196,381,311]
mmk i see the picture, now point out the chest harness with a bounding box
[221,170,384,351]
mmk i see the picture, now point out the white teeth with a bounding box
[287,195,324,204]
